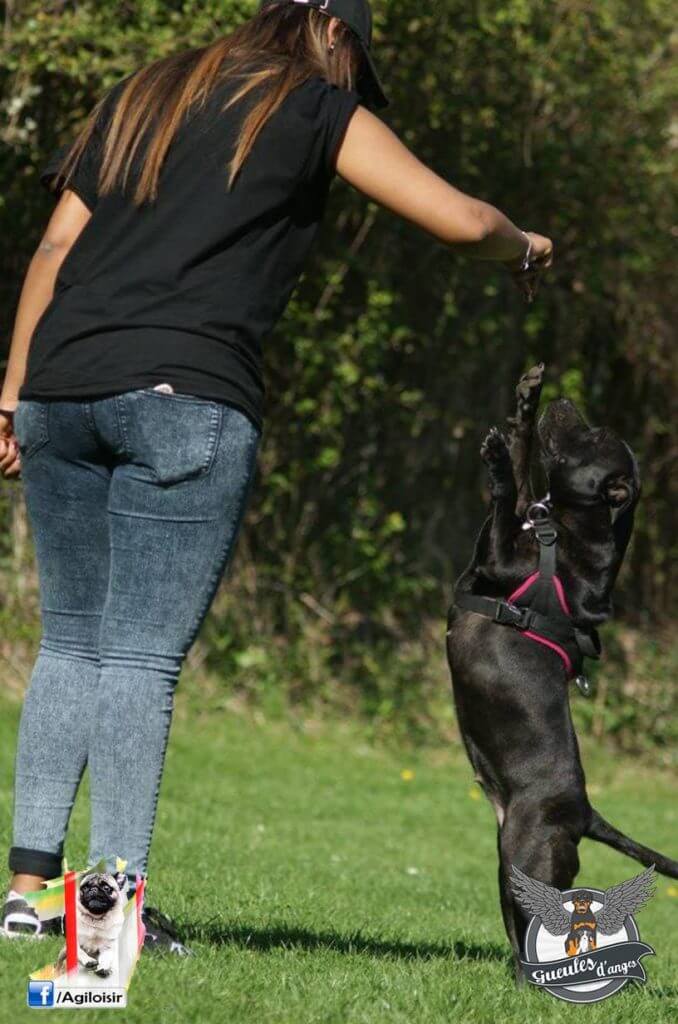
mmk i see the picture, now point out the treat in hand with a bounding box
[507,231,554,304]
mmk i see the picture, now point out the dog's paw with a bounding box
[481,426,510,466]
[514,363,545,422]
[95,966,112,978]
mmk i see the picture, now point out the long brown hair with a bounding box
[52,3,364,207]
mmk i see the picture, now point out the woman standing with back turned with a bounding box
[0,0,552,953]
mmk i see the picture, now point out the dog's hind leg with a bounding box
[496,830,525,978]
[507,363,544,516]
[498,852,527,982]
[498,795,583,981]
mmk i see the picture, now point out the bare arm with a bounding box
[335,106,551,265]
[0,189,91,477]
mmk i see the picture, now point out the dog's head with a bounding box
[78,872,128,917]
[538,399,640,525]
[571,891,594,914]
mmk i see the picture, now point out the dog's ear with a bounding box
[605,470,639,556]
[604,477,633,509]
[114,872,128,893]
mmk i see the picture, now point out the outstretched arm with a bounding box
[335,106,553,270]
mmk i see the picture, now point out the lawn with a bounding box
[0,689,676,1023]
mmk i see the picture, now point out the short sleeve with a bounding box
[40,136,101,211]
[301,78,361,181]
[39,78,129,211]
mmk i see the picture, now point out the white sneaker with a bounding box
[1,890,43,939]
[1,890,63,939]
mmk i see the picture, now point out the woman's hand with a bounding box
[0,412,21,479]
[504,232,554,304]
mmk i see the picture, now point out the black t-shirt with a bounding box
[19,72,361,429]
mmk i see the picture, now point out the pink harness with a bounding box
[508,571,574,677]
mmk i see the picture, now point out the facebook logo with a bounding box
[27,981,54,1008]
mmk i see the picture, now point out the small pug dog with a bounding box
[56,871,128,978]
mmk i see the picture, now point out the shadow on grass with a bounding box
[179,922,678,995]
[182,920,509,964]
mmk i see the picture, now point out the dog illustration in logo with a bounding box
[563,891,599,955]
[511,864,655,958]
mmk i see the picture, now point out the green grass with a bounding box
[1,690,677,1022]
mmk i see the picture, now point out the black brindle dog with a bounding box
[446,364,678,978]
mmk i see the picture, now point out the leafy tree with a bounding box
[1,1,676,743]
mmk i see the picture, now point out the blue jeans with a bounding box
[9,386,260,881]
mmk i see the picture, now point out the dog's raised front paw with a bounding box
[481,427,514,496]
[76,945,99,971]
[514,363,545,423]
[481,426,510,466]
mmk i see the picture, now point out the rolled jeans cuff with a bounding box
[9,846,63,879]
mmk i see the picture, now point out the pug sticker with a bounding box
[56,872,128,978]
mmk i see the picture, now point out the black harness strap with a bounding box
[453,501,601,689]
[574,630,601,659]
[453,591,574,639]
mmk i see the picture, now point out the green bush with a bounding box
[1,1,675,757]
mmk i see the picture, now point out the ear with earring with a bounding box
[328,42,335,54]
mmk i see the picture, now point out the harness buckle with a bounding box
[494,602,534,630]
[534,524,558,546]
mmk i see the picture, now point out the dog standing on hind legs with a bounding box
[446,363,678,981]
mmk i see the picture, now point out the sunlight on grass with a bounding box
[1,692,676,1023]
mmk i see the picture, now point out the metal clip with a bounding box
[575,674,594,698]
[525,501,552,526]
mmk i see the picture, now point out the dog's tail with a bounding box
[587,808,678,878]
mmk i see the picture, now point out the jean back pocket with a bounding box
[116,389,223,486]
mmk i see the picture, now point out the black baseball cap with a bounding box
[259,0,388,110]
